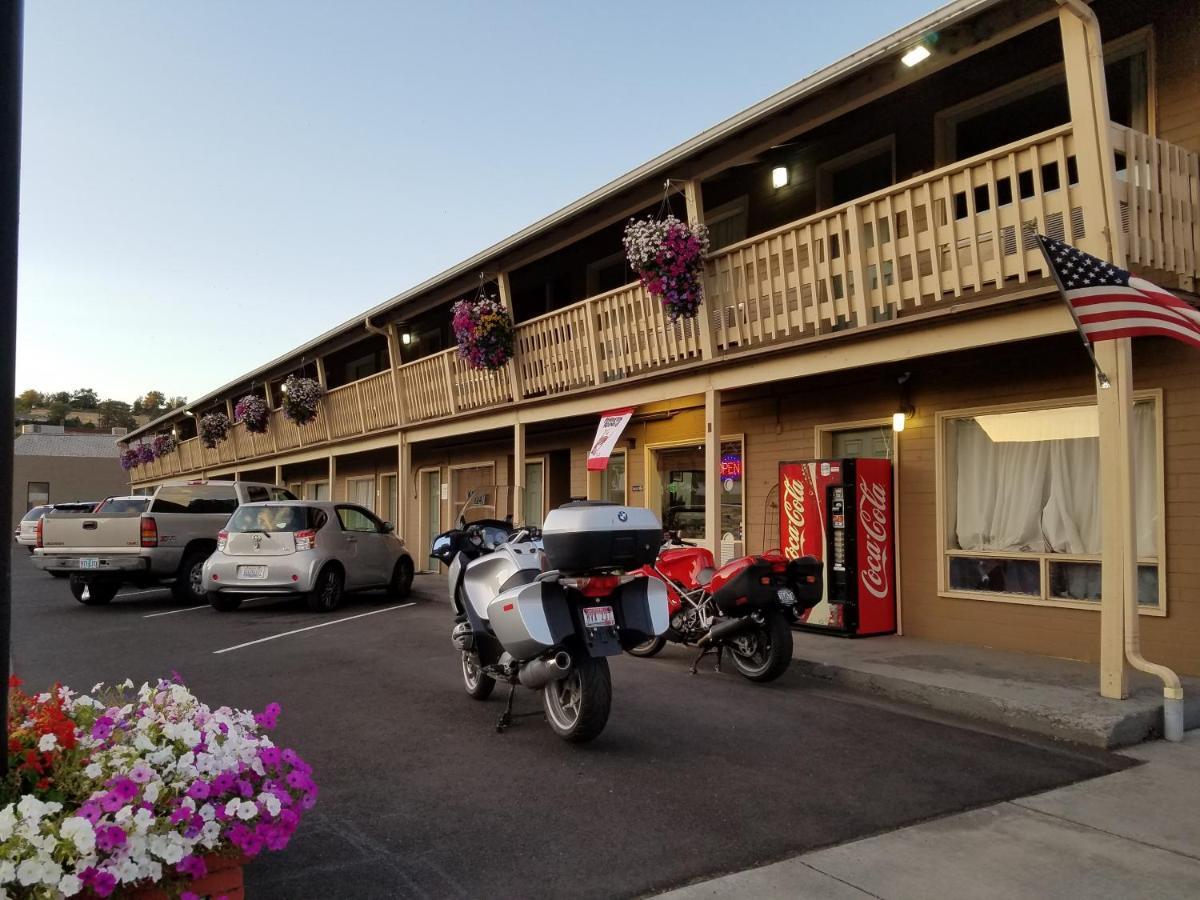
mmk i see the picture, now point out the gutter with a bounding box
[121,0,1007,444]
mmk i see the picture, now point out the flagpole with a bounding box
[1032,232,1111,388]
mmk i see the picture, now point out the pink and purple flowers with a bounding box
[119,449,140,471]
[151,432,177,458]
[452,297,515,371]
[233,394,270,434]
[281,376,323,427]
[622,215,710,321]
[0,676,317,897]
[198,412,231,449]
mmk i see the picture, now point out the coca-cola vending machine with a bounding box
[778,458,896,636]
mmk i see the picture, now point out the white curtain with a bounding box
[953,401,1156,556]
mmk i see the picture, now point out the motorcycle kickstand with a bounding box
[689,645,710,675]
[496,683,517,733]
[689,644,724,676]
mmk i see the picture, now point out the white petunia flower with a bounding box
[60,817,95,854]
[15,861,41,887]
[58,873,83,897]
[84,763,103,779]
[37,733,57,753]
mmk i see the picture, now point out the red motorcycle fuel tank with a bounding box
[655,546,716,590]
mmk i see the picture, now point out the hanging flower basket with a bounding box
[282,376,323,426]
[452,297,514,371]
[234,394,270,434]
[199,412,231,449]
[622,214,710,321]
[136,442,157,465]
[0,675,316,899]
[152,432,177,457]
[119,448,139,471]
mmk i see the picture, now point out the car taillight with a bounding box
[35,518,43,549]
[294,529,316,551]
[140,517,158,548]
[216,530,228,552]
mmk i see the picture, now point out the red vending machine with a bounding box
[778,458,896,636]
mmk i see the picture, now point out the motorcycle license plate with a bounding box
[582,605,615,629]
[238,565,268,580]
[79,558,100,570]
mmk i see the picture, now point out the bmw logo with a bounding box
[617,510,628,522]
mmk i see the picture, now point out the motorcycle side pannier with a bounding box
[786,556,824,608]
[542,502,661,574]
[711,561,780,617]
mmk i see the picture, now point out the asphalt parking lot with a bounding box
[11,552,1129,899]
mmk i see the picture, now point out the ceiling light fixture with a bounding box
[901,44,931,67]
[771,166,789,189]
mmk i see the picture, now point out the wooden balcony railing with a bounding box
[134,124,1200,482]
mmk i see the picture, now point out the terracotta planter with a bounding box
[125,854,245,899]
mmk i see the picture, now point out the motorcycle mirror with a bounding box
[430,534,452,561]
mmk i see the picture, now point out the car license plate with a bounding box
[238,566,268,580]
[582,605,615,629]
[79,558,99,570]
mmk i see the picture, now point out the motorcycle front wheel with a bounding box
[461,652,495,700]
[624,635,666,657]
[727,611,793,683]
[543,652,611,743]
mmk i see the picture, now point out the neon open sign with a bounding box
[721,453,742,480]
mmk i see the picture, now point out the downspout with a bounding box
[1058,0,1185,742]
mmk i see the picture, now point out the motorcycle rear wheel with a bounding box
[461,652,495,700]
[543,653,611,743]
[728,611,793,683]
[624,636,666,658]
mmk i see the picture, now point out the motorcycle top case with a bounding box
[541,502,661,574]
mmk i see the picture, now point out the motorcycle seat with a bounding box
[696,567,716,588]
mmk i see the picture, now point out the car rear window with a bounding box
[151,485,239,515]
[227,506,325,533]
[95,498,151,514]
[20,506,48,522]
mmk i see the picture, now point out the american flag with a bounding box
[1038,235,1200,349]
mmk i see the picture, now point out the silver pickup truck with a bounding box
[33,481,296,605]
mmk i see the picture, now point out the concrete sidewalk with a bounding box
[788,632,1200,748]
[657,733,1200,899]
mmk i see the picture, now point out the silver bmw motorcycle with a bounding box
[431,491,668,743]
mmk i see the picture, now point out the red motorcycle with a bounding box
[628,533,822,682]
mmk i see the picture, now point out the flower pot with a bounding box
[126,854,246,900]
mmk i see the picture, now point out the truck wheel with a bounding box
[172,550,211,604]
[207,592,243,612]
[306,566,344,612]
[70,576,118,606]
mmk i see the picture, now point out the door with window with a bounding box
[451,464,497,522]
[420,469,442,571]
[596,451,626,504]
[831,426,894,459]
[305,482,329,502]
[522,460,545,528]
[379,474,398,528]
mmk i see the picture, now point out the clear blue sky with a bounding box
[18,0,932,404]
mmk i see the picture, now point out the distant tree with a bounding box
[97,399,137,430]
[166,395,187,412]
[14,389,43,412]
[136,390,167,415]
[69,388,99,409]
[48,391,71,405]
[45,400,71,424]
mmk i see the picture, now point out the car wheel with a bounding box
[69,576,118,606]
[207,591,243,612]
[389,557,414,599]
[172,550,211,604]
[306,566,344,613]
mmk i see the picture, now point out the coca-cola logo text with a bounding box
[782,475,806,558]
[857,476,891,601]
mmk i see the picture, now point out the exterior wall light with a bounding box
[771,166,789,189]
[901,45,931,67]
[400,332,413,346]
[892,409,913,432]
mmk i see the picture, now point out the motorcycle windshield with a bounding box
[455,483,533,529]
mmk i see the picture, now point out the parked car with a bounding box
[15,502,100,554]
[32,481,295,606]
[92,495,152,515]
[203,501,414,613]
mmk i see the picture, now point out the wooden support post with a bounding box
[512,420,526,528]
[262,383,279,453]
[496,272,524,402]
[684,179,717,360]
[385,323,409,425]
[1059,1,1130,699]
[328,455,338,503]
[315,357,328,389]
[397,432,411,540]
[441,351,459,415]
[704,387,723,560]
[274,464,283,489]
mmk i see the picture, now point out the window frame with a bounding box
[335,504,385,534]
[642,434,745,552]
[26,482,50,509]
[935,389,1166,616]
[815,135,896,209]
[346,475,376,513]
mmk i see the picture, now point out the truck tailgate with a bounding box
[39,512,143,553]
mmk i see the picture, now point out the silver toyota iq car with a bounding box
[203,501,414,612]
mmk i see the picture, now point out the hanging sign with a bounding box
[587,407,635,471]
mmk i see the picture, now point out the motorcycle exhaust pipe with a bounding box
[699,616,757,647]
[518,651,572,690]
[450,622,474,651]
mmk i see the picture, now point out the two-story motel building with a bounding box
[123,0,1200,677]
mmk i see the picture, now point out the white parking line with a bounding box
[143,605,207,619]
[120,588,171,598]
[212,603,416,655]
